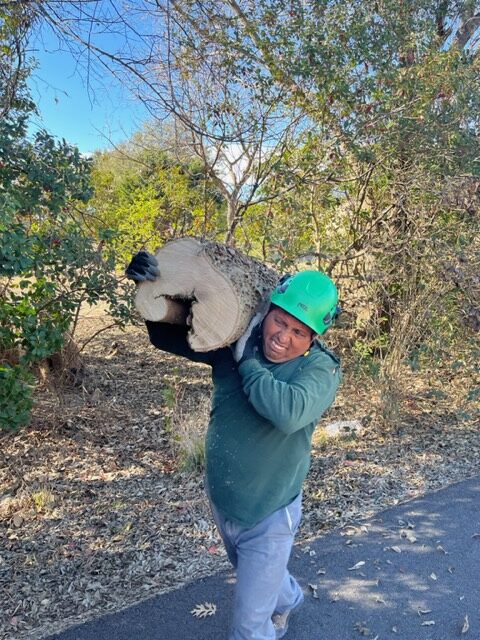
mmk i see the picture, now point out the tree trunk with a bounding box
[134,237,279,351]
[38,332,85,389]
[225,197,239,246]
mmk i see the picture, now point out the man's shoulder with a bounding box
[313,338,340,364]
[312,340,341,366]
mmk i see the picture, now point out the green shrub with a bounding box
[0,81,134,431]
[0,365,34,431]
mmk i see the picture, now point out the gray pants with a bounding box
[209,494,304,640]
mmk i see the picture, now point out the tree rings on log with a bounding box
[134,237,279,351]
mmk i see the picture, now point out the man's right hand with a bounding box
[125,251,160,282]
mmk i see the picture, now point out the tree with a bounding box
[0,6,134,430]
[30,1,480,387]
[30,0,315,245]
[0,1,31,118]
[88,125,226,260]
[158,0,479,412]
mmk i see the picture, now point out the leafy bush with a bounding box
[89,137,226,262]
[0,92,134,431]
[0,365,34,431]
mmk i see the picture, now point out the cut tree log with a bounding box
[134,237,279,351]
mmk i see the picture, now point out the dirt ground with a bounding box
[1,308,479,640]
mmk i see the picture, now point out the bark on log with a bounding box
[134,237,279,351]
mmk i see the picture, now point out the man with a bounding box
[126,251,341,640]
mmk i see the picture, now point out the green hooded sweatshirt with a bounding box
[146,321,341,528]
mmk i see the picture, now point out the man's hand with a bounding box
[125,251,160,282]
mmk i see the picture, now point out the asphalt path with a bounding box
[48,476,480,640]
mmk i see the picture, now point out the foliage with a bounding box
[0,2,33,118]
[33,1,313,243]
[160,370,208,472]
[9,1,480,425]
[0,365,34,431]
[220,1,480,381]
[89,130,226,261]
[0,83,134,431]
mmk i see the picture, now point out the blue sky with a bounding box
[28,26,149,155]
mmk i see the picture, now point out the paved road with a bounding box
[48,477,480,640]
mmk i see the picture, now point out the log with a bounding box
[134,237,279,351]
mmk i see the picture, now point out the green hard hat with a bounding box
[270,270,339,335]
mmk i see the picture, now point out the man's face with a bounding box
[262,306,314,363]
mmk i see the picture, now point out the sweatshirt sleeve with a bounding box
[145,320,214,365]
[238,354,341,434]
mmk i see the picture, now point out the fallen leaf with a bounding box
[421,620,435,626]
[430,572,438,581]
[316,568,326,575]
[391,545,402,553]
[354,621,370,636]
[436,545,448,554]
[400,530,417,543]
[461,614,469,634]
[308,583,319,599]
[341,527,358,537]
[418,609,433,615]
[12,513,23,528]
[348,561,366,570]
[190,602,217,618]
